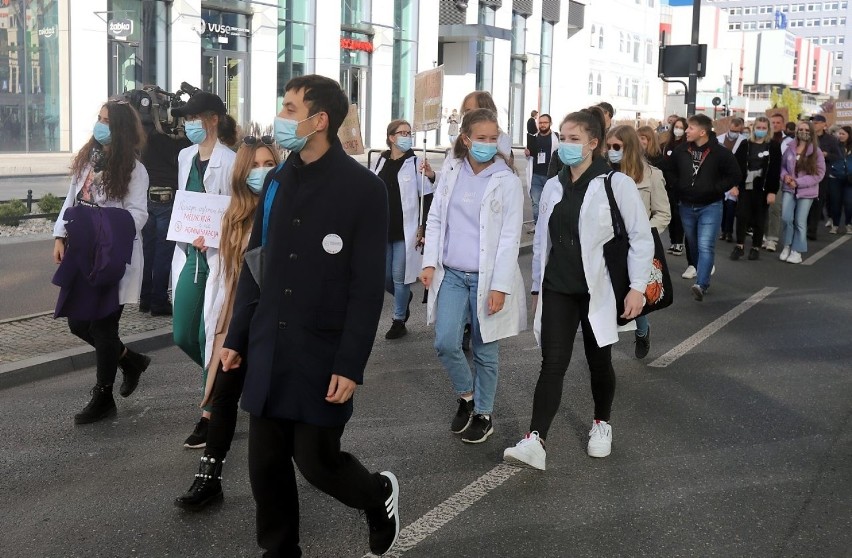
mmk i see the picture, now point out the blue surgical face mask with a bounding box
[93,121,111,145]
[754,129,767,139]
[246,167,268,194]
[274,114,318,152]
[184,120,207,144]
[394,136,412,152]
[607,149,623,164]
[469,141,498,163]
[558,142,589,167]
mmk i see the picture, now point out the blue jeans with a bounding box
[385,240,411,321]
[635,314,649,337]
[434,268,499,415]
[679,200,723,290]
[827,178,852,226]
[141,201,175,308]
[530,173,548,223]
[781,191,814,253]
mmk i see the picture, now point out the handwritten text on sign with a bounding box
[166,190,231,248]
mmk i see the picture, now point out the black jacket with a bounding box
[665,137,743,206]
[736,140,782,194]
[225,140,388,427]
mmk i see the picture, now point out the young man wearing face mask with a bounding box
[219,75,400,557]
[717,117,748,243]
[524,113,559,224]
[668,115,742,301]
[807,114,844,240]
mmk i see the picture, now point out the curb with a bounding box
[0,326,174,390]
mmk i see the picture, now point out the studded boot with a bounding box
[174,455,224,511]
[118,348,151,398]
[74,384,117,425]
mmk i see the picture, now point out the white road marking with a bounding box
[648,286,777,368]
[364,464,521,558]
[802,235,850,266]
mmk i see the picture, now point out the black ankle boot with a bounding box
[175,455,224,511]
[74,384,117,424]
[119,349,151,398]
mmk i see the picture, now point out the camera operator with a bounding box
[126,88,191,316]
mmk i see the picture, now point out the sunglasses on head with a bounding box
[605,143,622,151]
[243,135,274,146]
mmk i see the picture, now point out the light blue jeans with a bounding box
[385,240,411,321]
[781,191,815,254]
[434,268,499,415]
[679,200,723,291]
[530,173,548,224]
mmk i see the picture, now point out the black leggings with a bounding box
[68,306,125,386]
[530,290,615,440]
[736,189,768,247]
[204,363,247,462]
[248,415,387,556]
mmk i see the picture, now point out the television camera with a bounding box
[123,82,203,140]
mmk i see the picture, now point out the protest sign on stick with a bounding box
[339,104,365,155]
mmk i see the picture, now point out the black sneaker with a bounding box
[748,247,760,260]
[450,398,474,433]
[462,324,471,352]
[139,302,150,313]
[385,320,407,340]
[150,304,173,317]
[366,471,400,556]
[730,246,744,260]
[691,284,705,302]
[461,414,493,444]
[669,244,684,256]
[74,384,117,425]
[634,327,651,359]
[184,417,209,449]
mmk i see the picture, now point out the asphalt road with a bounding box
[0,174,70,202]
[0,239,57,319]
[1,238,850,557]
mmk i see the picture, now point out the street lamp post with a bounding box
[686,0,701,117]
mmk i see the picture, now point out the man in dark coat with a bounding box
[525,109,538,153]
[807,114,843,239]
[663,114,742,301]
[221,75,400,557]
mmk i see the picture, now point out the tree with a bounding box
[769,87,804,121]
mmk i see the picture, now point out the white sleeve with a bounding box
[125,161,150,234]
[53,178,78,238]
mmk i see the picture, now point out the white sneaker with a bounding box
[829,225,839,234]
[681,265,697,279]
[503,431,546,470]
[825,218,833,228]
[587,420,612,458]
[779,246,791,261]
[847,224,852,235]
[786,250,803,264]
[765,239,777,252]
[711,265,716,276]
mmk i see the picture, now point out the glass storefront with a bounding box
[107,0,169,97]
[509,11,527,144]
[0,0,64,152]
[277,0,316,111]
[475,5,495,93]
[392,0,417,120]
[200,8,250,126]
[341,1,371,144]
[539,20,553,113]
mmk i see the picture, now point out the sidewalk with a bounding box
[0,305,173,388]
[0,152,71,177]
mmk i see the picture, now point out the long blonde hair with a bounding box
[607,125,645,183]
[637,126,661,158]
[219,141,282,287]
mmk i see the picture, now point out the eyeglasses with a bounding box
[243,135,275,146]
[605,143,622,151]
[394,130,412,137]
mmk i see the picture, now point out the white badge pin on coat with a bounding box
[490,199,501,213]
[322,234,343,254]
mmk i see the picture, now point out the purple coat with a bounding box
[780,143,825,199]
[52,205,135,321]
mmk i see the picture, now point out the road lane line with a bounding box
[364,464,521,558]
[648,286,777,368]
[802,235,850,266]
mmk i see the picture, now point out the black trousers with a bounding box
[204,363,246,462]
[667,187,684,245]
[735,189,768,247]
[530,290,615,440]
[68,306,124,386]
[248,415,386,558]
[807,177,830,236]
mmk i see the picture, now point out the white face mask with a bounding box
[673,128,684,138]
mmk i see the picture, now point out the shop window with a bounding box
[278,0,316,108]
[540,20,553,112]
[392,0,418,120]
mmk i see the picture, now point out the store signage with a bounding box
[340,37,373,54]
[38,26,56,39]
[108,19,133,39]
[200,20,249,38]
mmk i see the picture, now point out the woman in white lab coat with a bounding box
[168,92,237,449]
[420,108,526,445]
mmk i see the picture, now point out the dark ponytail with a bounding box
[560,106,606,158]
[217,113,238,147]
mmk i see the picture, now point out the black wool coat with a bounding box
[225,140,389,427]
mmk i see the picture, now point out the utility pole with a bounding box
[686,0,701,117]
[727,63,733,116]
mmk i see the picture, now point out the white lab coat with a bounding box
[525,130,559,195]
[54,161,150,305]
[372,153,435,285]
[423,158,527,343]
[170,141,236,369]
[532,171,654,347]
